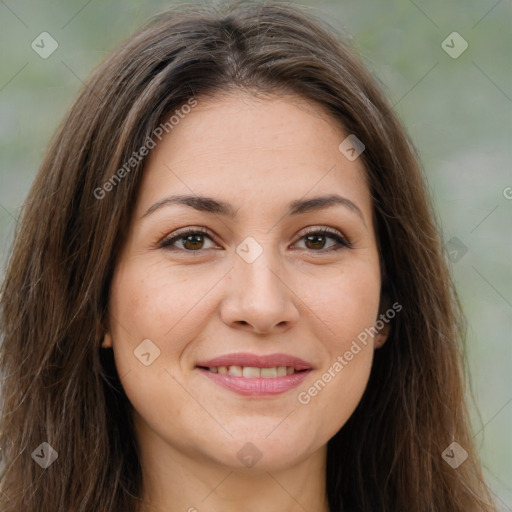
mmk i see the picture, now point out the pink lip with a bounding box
[195,352,313,397]
[196,352,313,370]
[197,367,311,396]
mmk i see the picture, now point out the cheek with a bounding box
[107,258,222,374]
[292,259,380,434]
[107,260,204,429]
[298,258,382,346]
[110,259,196,338]
[296,320,375,445]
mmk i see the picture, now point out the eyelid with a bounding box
[296,225,351,248]
[158,225,352,251]
[158,226,218,248]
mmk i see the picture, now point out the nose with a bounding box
[219,244,300,334]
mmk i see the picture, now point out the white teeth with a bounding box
[209,365,297,378]
[227,365,243,377]
[260,367,278,378]
[242,366,261,378]
[277,366,287,377]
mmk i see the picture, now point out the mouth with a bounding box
[197,364,306,377]
[195,353,313,396]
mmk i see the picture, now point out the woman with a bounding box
[0,1,497,511]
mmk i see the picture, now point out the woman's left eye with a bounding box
[159,227,351,253]
[293,229,351,252]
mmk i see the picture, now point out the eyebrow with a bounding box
[143,193,365,224]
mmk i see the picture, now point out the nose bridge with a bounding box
[235,234,285,300]
[220,234,299,332]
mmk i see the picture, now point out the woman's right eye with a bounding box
[159,228,218,252]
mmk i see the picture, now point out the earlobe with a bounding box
[375,281,391,349]
[374,322,390,349]
[102,333,113,349]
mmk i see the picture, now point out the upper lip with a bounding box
[196,352,313,371]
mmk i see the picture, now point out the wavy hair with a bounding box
[0,1,496,510]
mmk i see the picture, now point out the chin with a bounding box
[199,427,323,472]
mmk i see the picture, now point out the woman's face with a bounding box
[105,91,387,472]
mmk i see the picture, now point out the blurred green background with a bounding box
[1,0,511,508]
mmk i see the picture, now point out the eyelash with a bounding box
[158,226,352,253]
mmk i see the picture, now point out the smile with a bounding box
[195,352,313,396]
[200,365,300,377]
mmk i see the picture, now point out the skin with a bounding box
[104,90,389,512]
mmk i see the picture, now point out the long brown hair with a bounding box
[0,1,496,510]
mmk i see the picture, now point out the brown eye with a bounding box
[181,233,206,250]
[160,228,217,251]
[159,227,350,253]
[294,228,351,252]
[304,233,329,250]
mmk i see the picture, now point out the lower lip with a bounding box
[197,368,311,396]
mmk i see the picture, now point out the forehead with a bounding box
[137,91,372,221]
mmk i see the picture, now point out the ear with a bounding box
[375,276,391,349]
[98,314,112,348]
[102,332,113,349]
[374,321,390,349]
